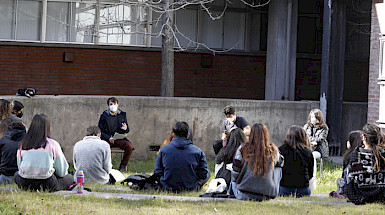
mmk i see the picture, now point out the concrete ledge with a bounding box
[1,95,318,159]
[0,95,319,160]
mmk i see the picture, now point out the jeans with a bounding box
[230,167,282,201]
[0,174,14,184]
[279,186,311,197]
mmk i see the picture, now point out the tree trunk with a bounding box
[161,0,174,97]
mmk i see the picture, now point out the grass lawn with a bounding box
[1,155,385,214]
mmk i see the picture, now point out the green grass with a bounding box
[2,156,385,214]
[1,190,385,215]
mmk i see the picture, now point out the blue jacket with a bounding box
[98,110,129,142]
[154,137,209,191]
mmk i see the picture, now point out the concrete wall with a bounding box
[1,96,319,161]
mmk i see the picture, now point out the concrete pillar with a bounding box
[265,0,298,100]
[320,0,346,155]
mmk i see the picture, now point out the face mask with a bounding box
[16,112,23,118]
[310,116,317,125]
[311,118,317,125]
[226,116,235,123]
[109,104,118,112]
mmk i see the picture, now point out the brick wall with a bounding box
[0,44,266,100]
[368,0,383,123]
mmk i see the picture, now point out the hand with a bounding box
[109,137,115,145]
[221,133,227,140]
[311,141,317,146]
[121,122,127,130]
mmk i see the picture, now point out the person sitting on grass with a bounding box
[330,130,363,198]
[11,100,24,121]
[279,125,314,197]
[230,123,282,201]
[14,114,73,192]
[154,122,210,192]
[345,123,385,205]
[73,126,112,184]
[215,128,247,187]
[0,121,26,184]
[157,128,193,155]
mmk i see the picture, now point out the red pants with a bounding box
[113,139,134,168]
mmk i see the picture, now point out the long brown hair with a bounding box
[241,123,277,176]
[306,109,327,128]
[283,125,311,150]
[222,128,247,163]
[0,118,12,139]
[343,130,362,167]
[19,114,51,150]
[362,123,385,172]
[0,100,12,121]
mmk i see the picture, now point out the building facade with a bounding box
[0,0,373,154]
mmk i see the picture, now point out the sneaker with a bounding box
[118,166,127,172]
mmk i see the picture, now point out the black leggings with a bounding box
[14,172,74,192]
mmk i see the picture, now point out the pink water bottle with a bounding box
[77,170,84,194]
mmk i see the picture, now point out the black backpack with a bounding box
[121,174,160,190]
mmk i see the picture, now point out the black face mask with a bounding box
[16,112,23,118]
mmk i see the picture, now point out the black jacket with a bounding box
[279,144,314,188]
[98,109,129,142]
[0,124,26,176]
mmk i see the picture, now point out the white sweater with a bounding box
[73,136,112,184]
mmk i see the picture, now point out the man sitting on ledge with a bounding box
[98,97,133,171]
[154,122,210,192]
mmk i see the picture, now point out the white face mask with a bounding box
[310,114,317,125]
[109,104,118,112]
[226,116,236,123]
[347,140,351,149]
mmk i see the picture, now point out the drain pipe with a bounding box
[284,0,293,100]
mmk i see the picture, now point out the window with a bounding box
[99,3,147,45]
[0,0,41,41]
[0,0,14,39]
[0,0,267,52]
